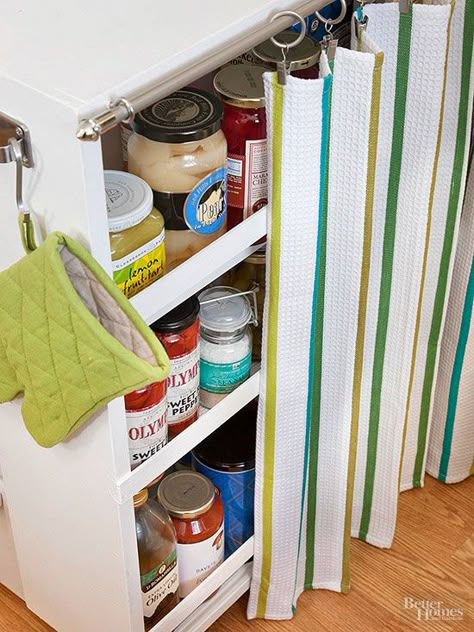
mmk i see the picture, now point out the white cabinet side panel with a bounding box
[0,479,23,598]
[0,76,140,632]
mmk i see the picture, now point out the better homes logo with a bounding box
[404,597,464,621]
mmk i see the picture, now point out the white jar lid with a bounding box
[104,170,153,233]
[199,286,252,333]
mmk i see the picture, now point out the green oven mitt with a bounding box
[0,231,169,447]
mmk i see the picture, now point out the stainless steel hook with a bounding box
[9,137,37,252]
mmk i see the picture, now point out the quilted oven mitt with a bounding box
[0,231,169,447]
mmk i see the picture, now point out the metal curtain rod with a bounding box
[76,0,330,141]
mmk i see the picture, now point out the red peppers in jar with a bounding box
[214,65,268,230]
[151,297,200,438]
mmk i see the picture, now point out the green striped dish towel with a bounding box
[351,0,455,548]
[248,41,383,618]
[400,0,474,491]
[426,159,474,484]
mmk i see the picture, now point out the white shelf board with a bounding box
[152,538,254,632]
[130,208,266,325]
[1,1,326,113]
[115,371,260,503]
[175,563,252,632]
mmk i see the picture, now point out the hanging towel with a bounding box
[400,0,474,491]
[426,158,474,484]
[0,232,169,447]
[249,39,384,618]
[350,0,453,548]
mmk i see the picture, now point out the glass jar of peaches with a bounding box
[128,88,228,271]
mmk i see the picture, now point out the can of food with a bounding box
[192,398,256,556]
[157,471,225,597]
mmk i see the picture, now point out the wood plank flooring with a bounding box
[0,475,471,631]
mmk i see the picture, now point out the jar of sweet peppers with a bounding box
[157,471,225,598]
[125,381,168,469]
[213,65,268,229]
[105,170,166,298]
[151,297,200,438]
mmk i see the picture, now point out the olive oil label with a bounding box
[141,549,179,619]
[167,346,200,425]
[184,167,227,235]
[126,397,167,467]
[112,230,165,298]
[176,523,225,598]
[200,353,252,394]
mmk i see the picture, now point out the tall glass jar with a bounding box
[214,65,268,230]
[128,88,228,271]
[134,489,179,627]
[198,286,253,408]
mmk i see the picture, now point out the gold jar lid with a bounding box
[133,488,149,508]
[214,64,267,108]
[253,31,321,72]
[157,471,215,519]
[245,245,266,266]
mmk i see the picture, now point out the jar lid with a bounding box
[198,286,252,333]
[213,64,267,108]
[157,471,215,519]
[104,170,153,232]
[133,488,148,508]
[253,31,321,72]
[193,399,257,472]
[245,245,266,266]
[131,88,223,144]
[151,296,200,334]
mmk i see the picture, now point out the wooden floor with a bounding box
[0,475,472,631]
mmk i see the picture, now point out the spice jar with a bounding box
[134,488,179,626]
[125,381,168,469]
[129,88,228,271]
[214,65,268,229]
[228,247,266,360]
[198,286,253,408]
[151,297,200,438]
[157,471,224,598]
[105,170,166,298]
[193,398,257,556]
[253,30,321,79]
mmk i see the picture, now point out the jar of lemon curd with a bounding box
[104,170,166,298]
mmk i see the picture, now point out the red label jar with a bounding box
[151,297,200,438]
[157,471,225,598]
[253,30,320,79]
[214,65,268,230]
[125,381,168,469]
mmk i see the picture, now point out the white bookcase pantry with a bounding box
[0,1,327,630]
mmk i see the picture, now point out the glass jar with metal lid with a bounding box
[128,88,228,271]
[198,286,254,408]
[105,170,166,298]
[214,65,268,230]
[157,471,224,598]
[253,29,321,79]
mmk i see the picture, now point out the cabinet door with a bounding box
[0,480,23,598]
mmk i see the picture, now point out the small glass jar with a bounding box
[105,170,166,298]
[227,247,266,360]
[151,297,200,438]
[129,88,228,271]
[192,398,257,556]
[214,65,268,230]
[253,30,321,79]
[125,381,168,469]
[157,471,225,598]
[198,286,253,408]
[134,488,179,626]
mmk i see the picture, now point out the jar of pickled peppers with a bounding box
[151,297,200,438]
[214,65,268,230]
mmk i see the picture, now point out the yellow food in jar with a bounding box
[105,170,166,298]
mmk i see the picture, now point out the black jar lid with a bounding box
[151,296,200,333]
[193,399,257,472]
[131,88,223,144]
